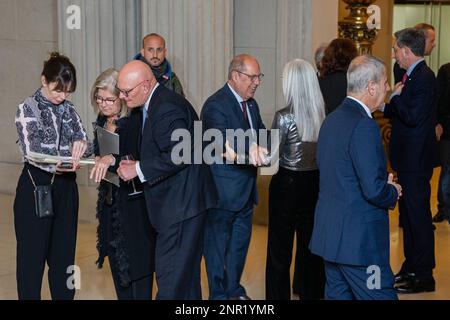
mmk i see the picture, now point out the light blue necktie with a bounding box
[142,106,148,133]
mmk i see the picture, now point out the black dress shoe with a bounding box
[396,278,435,294]
[433,211,446,223]
[394,272,415,285]
[229,295,252,300]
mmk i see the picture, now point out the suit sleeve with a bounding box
[349,118,398,209]
[202,100,255,159]
[386,74,435,127]
[139,102,190,185]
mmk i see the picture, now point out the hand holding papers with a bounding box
[26,151,96,166]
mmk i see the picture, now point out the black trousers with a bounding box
[155,213,206,300]
[102,191,155,300]
[265,167,325,300]
[437,139,450,216]
[397,170,435,280]
[110,261,153,300]
[14,164,78,300]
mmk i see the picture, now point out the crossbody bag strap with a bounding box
[27,169,55,187]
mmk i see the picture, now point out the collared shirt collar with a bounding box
[143,82,160,112]
[347,96,373,118]
[406,58,425,77]
[227,83,244,104]
[227,83,255,130]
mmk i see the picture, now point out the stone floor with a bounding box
[1,168,449,300]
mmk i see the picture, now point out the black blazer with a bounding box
[319,71,347,115]
[139,85,218,230]
[384,60,438,172]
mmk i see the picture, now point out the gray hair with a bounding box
[228,54,257,80]
[314,43,328,70]
[282,59,325,142]
[90,68,127,117]
[347,55,386,95]
[394,28,426,57]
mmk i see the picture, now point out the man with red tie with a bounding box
[385,28,438,294]
[201,54,267,300]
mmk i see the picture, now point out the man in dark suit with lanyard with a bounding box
[117,60,218,299]
[385,28,438,294]
[201,54,267,300]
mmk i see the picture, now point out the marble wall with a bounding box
[0,0,58,194]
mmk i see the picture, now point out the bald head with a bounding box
[117,60,157,108]
[119,60,154,83]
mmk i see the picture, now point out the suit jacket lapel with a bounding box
[143,85,165,134]
[246,99,257,130]
[222,84,251,129]
[406,60,426,85]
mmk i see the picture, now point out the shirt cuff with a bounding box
[136,161,147,183]
[390,92,400,101]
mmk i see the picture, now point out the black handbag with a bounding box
[28,169,55,218]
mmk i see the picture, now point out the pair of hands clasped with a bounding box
[222,140,269,167]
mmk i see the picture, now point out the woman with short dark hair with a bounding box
[14,52,89,300]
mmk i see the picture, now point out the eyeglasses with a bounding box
[95,95,119,106]
[234,70,264,82]
[116,80,149,98]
